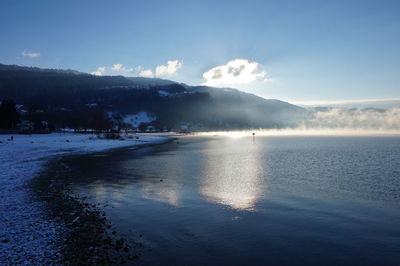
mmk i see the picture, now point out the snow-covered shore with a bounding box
[0,133,173,264]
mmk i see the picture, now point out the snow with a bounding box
[123,111,156,128]
[157,90,172,96]
[0,133,173,264]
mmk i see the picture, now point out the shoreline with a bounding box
[32,137,178,264]
[0,133,176,264]
[31,158,134,264]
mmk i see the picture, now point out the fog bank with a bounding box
[199,108,400,136]
[304,108,400,130]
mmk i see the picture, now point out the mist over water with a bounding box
[304,107,400,130]
[200,107,400,136]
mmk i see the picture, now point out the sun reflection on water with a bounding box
[199,138,266,211]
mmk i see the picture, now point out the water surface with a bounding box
[67,136,400,265]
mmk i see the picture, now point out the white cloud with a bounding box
[138,69,154,78]
[90,60,182,78]
[21,51,40,58]
[202,59,267,87]
[111,64,122,71]
[111,63,133,73]
[90,64,133,76]
[91,66,105,76]
[155,60,182,77]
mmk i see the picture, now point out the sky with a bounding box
[1,0,400,105]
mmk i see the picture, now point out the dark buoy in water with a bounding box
[252,132,255,144]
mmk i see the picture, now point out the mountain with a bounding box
[126,77,181,87]
[0,63,308,130]
[0,63,85,75]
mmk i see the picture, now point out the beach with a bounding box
[0,133,173,264]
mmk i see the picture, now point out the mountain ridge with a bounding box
[0,63,308,130]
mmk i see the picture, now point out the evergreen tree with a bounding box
[0,99,20,129]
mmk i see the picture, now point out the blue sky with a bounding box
[1,0,400,104]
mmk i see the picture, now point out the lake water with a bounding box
[66,136,400,265]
